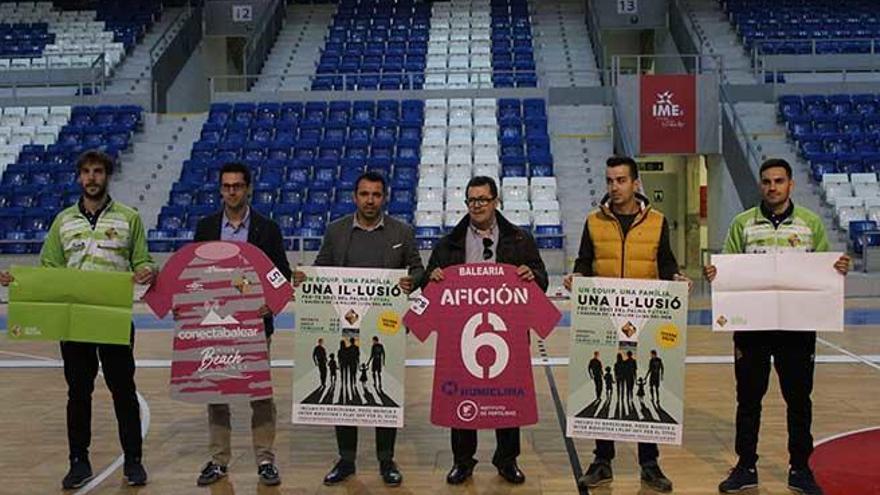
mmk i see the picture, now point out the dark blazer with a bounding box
[314,213,425,282]
[195,208,292,337]
[424,211,549,291]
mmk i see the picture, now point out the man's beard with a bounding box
[82,184,107,201]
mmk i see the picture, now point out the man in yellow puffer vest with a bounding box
[564,156,688,493]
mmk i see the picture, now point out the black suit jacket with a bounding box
[194,208,292,337]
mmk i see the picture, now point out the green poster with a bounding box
[7,266,134,345]
[292,267,408,428]
[566,277,688,445]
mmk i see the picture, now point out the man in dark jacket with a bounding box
[192,162,292,487]
[294,171,424,487]
[424,175,548,486]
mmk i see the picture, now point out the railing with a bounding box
[148,2,195,66]
[242,0,287,82]
[608,57,636,157]
[674,0,710,55]
[751,37,880,79]
[584,0,609,85]
[752,37,880,57]
[209,68,606,98]
[0,52,110,96]
[719,83,762,173]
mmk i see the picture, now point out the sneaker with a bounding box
[123,460,148,486]
[196,462,227,486]
[641,462,673,493]
[258,463,281,486]
[62,458,93,490]
[719,464,758,493]
[788,468,823,495]
[577,460,613,488]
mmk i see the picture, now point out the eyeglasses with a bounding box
[465,196,496,208]
[482,237,494,260]
[221,183,247,192]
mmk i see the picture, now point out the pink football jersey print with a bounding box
[404,263,560,429]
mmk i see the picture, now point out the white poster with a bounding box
[711,252,844,332]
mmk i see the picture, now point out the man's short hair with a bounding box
[759,158,792,179]
[219,162,252,186]
[355,171,387,193]
[606,156,639,180]
[466,176,498,198]
[76,150,115,175]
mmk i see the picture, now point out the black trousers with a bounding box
[451,427,520,467]
[594,440,659,466]
[336,426,397,464]
[60,330,141,462]
[734,331,816,469]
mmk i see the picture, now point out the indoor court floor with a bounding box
[1,295,878,495]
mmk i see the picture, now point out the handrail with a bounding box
[609,58,636,157]
[719,84,762,174]
[210,68,605,85]
[672,0,709,55]
[209,68,606,97]
[243,0,285,64]
[148,3,194,65]
[752,37,880,72]
[584,0,608,84]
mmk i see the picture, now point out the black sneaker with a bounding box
[718,464,758,493]
[641,462,673,492]
[788,468,823,495]
[577,460,613,488]
[62,458,93,490]
[196,462,227,486]
[123,460,148,486]
[258,463,281,486]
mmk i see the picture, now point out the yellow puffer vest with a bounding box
[587,201,664,279]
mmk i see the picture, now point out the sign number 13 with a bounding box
[617,0,638,14]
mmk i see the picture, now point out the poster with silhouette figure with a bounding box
[292,267,408,427]
[144,241,293,403]
[566,277,688,445]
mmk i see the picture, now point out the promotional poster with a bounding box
[292,266,408,428]
[566,277,688,445]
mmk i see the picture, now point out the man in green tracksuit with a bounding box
[1,150,155,489]
[705,159,849,495]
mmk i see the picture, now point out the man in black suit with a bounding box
[192,162,292,487]
[293,171,424,487]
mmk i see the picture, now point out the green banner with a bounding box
[7,266,134,345]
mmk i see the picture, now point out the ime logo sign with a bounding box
[652,91,683,117]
